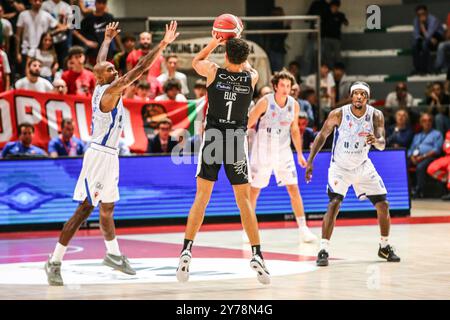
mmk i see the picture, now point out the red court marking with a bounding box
[0,238,316,264]
[0,215,449,240]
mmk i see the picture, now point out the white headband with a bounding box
[350,83,370,98]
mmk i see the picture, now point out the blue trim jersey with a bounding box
[90,84,124,149]
[331,104,375,170]
[1,141,46,158]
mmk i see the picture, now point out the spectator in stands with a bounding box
[134,80,150,101]
[305,62,336,110]
[143,71,163,100]
[0,0,25,26]
[155,79,187,102]
[301,87,319,126]
[15,0,66,74]
[426,81,450,135]
[322,0,348,68]
[408,113,443,198]
[412,5,445,74]
[427,129,450,200]
[147,118,178,154]
[41,0,72,68]
[385,82,415,108]
[113,33,135,75]
[434,13,450,73]
[61,46,96,96]
[157,54,189,95]
[332,62,351,107]
[267,6,290,72]
[48,118,84,157]
[127,31,163,78]
[70,0,94,17]
[1,122,47,158]
[193,78,207,99]
[386,109,414,149]
[52,78,67,94]
[291,83,314,127]
[28,32,58,82]
[287,61,301,85]
[0,4,13,52]
[297,111,316,150]
[73,0,123,66]
[15,58,53,92]
[0,46,11,91]
[257,85,272,100]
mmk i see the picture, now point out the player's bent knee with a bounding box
[368,194,388,207]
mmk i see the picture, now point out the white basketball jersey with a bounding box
[331,104,375,170]
[90,84,124,149]
[254,94,295,151]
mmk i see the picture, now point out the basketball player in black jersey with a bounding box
[176,34,270,285]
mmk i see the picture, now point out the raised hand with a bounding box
[162,21,180,45]
[105,22,121,41]
[211,31,226,46]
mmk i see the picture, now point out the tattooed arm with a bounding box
[366,109,386,151]
[97,22,121,64]
[305,108,342,183]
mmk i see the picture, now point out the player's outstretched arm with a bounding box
[366,109,386,151]
[97,22,121,64]
[305,108,342,183]
[192,32,224,83]
[247,97,268,129]
[106,21,179,96]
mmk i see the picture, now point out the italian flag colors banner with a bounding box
[0,90,207,153]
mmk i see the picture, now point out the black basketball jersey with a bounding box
[206,68,254,130]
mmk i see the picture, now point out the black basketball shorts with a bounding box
[196,128,251,185]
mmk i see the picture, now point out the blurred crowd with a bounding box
[0,0,449,200]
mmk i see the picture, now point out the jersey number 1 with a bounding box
[226,101,233,121]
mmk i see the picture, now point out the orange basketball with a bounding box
[213,13,244,40]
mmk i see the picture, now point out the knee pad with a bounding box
[367,194,387,206]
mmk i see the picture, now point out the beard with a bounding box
[141,43,151,50]
[30,70,41,77]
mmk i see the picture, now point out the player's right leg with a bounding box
[45,199,94,286]
[176,177,215,283]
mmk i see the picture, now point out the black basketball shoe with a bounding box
[378,245,401,262]
[316,249,329,267]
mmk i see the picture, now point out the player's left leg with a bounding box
[285,184,317,243]
[99,202,136,275]
[367,196,400,262]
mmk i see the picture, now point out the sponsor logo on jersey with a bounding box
[216,82,231,91]
[218,74,250,82]
[358,131,369,137]
[232,85,250,94]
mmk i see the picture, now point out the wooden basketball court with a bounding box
[0,200,448,300]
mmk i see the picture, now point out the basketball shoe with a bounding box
[378,245,401,262]
[103,253,136,275]
[176,249,192,282]
[316,249,329,266]
[45,255,64,286]
[250,254,270,285]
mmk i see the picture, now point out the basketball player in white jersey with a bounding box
[44,22,180,286]
[305,81,401,266]
[247,70,317,242]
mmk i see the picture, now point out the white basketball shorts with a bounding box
[327,159,387,199]
[73,143,120,207]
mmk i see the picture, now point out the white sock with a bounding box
[50,243,67,263]
[320,239,330,252]
[105,238,121,256]
[296,216,307,228]
[380,236,389,248]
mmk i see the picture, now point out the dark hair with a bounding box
[194,78,206,89]
[330,0,341,6]
[18,122,34,134]
[288,61,300,68]
[67,46,86,59]
[271,69,296,89]
[158,118,173,128]
[225,38,250,65]
[38,32,54,51]
[96,0,108,4]
[300,88,316,99]
[121,33,136,43]
[431,81,444,90]
[333,62,346,70]
[166,54,178,61]
[27,58,42,68]
[137,80,150,90]
[321,62,330,69]
[61,118,73,128]
[415,4,427,12]
[163,79,182,93]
